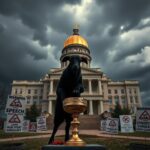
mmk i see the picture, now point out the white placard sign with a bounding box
[136,107,150,132]
[5,95,27,115]
[101,120,106,131]
[120,115,134,133]
[5,113,23,132]
[29,122,37,132]
[37,116,47,131]
[106,118,118,134]
[22,120,30,132]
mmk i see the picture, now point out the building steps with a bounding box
[46,115,101,130]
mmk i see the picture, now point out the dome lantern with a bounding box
[73,24,79,35]
[64,26,88,48]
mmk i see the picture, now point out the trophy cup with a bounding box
[63,97,87,146]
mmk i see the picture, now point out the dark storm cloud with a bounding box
[0,0,81,45]
[85,0,150,61]
[95,0,150,29]
[0,0,81,83]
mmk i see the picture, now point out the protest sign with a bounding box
[37,116,47,131]
[101,120,106,131]
[120,115,134,133]
[5,113,23,132]
[22,120,30,132]
[5,95,27,115]
[106,118,118,134]
[136,107,150,132]
[29,122,37,132]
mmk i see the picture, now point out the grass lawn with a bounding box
[0,135,150,150]
[0,130,50,139]
[118,131,150,137]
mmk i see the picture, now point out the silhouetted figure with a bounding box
[48,55,87,144]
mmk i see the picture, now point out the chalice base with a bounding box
[65,137,86,146]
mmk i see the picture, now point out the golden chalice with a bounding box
[63,97,87,146]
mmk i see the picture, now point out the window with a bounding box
[135,96,138,103]
[40,89,43,95]
[26,96,31,99]
[39,96,42,99]
[121,96,125,105]
[134,89,137,94]
[122,99,125,105]
[27,99,30,104]
[34,89,38,94]
[130,96,133,103]
[33,97,37,104]
[108,96,112,104]
[108,89,111,94]
[28,89,31,94]
[114,96,119,104]
[33,100,36,104]
[121,89,125,94]
[33,96,38,99]
[15,89,17,94]
[20,89,22,94]
[129,89,132,94]
[26,96,31,104]
[114,89,118,94]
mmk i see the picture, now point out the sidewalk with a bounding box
[0,130,150,142]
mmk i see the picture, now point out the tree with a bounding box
[25,103,41,122]
[112,102,131,118]
[112,102,122,118]
[122,107,131,115]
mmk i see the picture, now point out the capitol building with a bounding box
[11,27,142,116]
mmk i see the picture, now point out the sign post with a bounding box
[37,116,47,131]
[136,107,150,132]
[120,115,134,133]
[101,120,107,131]
[5,113,23,132]
[106,118,119,134]
[5,95,27,132]
[22,120,30,132]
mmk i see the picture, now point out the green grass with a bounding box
[119,131,150,137]
[0,136,150,150]
[0,129,150,139]
[0,130,50,139]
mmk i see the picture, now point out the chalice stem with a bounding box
[72,113,80,140]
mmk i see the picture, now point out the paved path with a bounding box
[0,130,150,142]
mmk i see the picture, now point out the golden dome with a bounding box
[64,35,88,48]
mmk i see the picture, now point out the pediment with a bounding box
[49,67,103,75]
[81,67,103,75]
[49,68,64,74]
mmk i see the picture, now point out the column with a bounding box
[43,83,48,100]
[89,100,93,115]
[133,96,137,114]
[50,80,53,94]
[125,87,130,107]
[89,80,92,94]
[100,100,104,114]
[48,100,52,115]
[98,80,102,95]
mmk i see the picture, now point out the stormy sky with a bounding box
[0,0,150,106]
